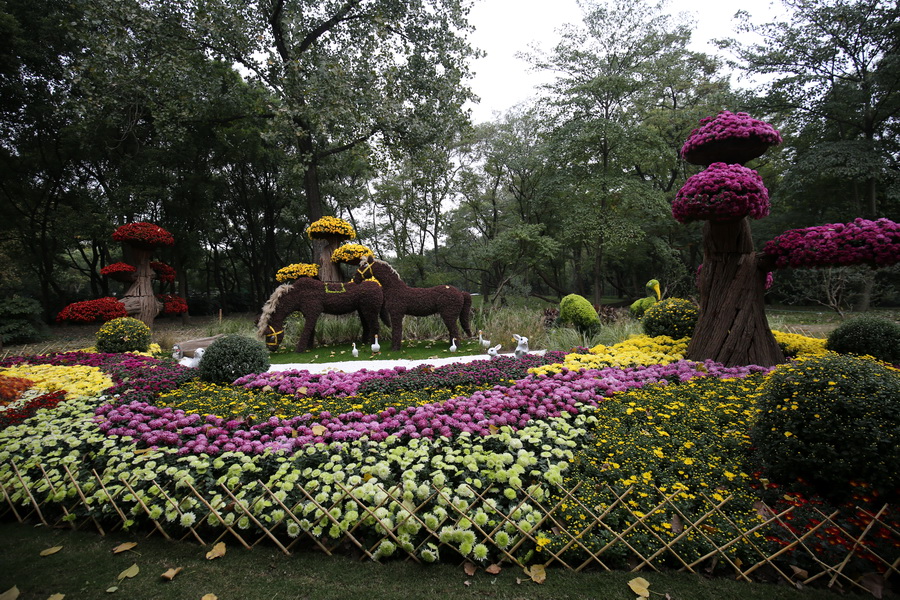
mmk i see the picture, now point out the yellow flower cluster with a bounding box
[0,364,113,398]
[770,329,827,356]
[530,335,689,376]
[275,263,319,282]
[331,243,373,264]
[306,216,356,240]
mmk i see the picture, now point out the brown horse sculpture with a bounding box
[256,278,383,352]
[353,256,472,350]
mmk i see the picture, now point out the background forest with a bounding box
[1,0,899,323]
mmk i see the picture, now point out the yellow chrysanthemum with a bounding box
[306,216,356,240]
[276,263,319,282]
[331,243,373,263]
[530,334,689,376]
[771,330,828,356]
[0,364,113,398]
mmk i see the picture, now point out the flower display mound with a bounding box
[99,262,137,282]
[275,263,319,282]
[306,216,356,240]
[112,222,175,248]
[672,163,769,223]
[762,217,900,269]
[150,261,176,283]
[56,297,127,324]
[681,110,782,166]
[332,243,374,264]
[156,294,188,316]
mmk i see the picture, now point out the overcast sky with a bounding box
[465,0,785,123]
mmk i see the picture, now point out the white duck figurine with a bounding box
[513,334,529,359]
[449,338,458,352]
[478,330,490,349]
[487,344,502,359]
[371,335,380,354]
[352,342,359,358]
[178,347,205,368]
[172,344,183,361]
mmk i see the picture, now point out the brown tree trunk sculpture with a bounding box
[686,219,784,367]
[120,246,162,327]
[315,236,344,283]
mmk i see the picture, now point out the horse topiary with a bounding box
[256,278,383,352]
[353,256,472,351]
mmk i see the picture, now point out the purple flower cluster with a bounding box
[673,163,770,223]
[234,367,402,398]
[94,360,770,455]
[681,111,782,159]
[762,218,900,269]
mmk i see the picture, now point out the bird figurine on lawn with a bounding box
[178,347,205,368]
[371,335,380,354]
[172,344,183,361]
[352,342,359,358]
[513,334,529,359]
[487,344,502,359]
[478,330,491,350]
[449,338,458,352]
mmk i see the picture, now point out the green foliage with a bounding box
[199,334,270,384]
[752,354,900,503]
[0,296,47,345]
[641,298,697,339]
[826,315,900,364]
[95,317,151,353]
[629,296,656,318]
[558,294,600,334]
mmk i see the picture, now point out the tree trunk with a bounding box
[686,219,784,367]
[121,246,162,328]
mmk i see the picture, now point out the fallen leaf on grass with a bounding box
[205,542,226,560]
[47,594,65,600]
[311,425,327,436]
[39,546,63,557]
[0,586,19,600]
[112,542,137,554]
[790,565,808,579]
[628,576,651,599]
[161,567,183,581]
[485,564,502,575]
[463,562,477,576]
[117,564,139,581]
[858,573,885,599]
[463,581,471,587]
[105,587,118,593]
[201,595,218,600]
[523,564,546,584]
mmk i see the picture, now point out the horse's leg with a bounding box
[362,307,379,345]
[440,308,461,343]
[296,310,320,352]
[390,310,404,351]
[460,292,474,337]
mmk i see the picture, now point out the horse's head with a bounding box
[264,324,285,352]
[355,255,376,284]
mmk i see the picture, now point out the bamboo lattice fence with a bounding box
[1,459,896,596]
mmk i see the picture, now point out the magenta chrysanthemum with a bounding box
[762,218,900,269]
[681,111,782,165]
[672,163,770,223]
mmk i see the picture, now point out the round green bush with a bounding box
[751,354,900,503]
[95,317,152,353]
[199,334,270,384]
[629,296,656,318]
[559,294,600,334]
[826,315,900,364]
[641,298,697,339]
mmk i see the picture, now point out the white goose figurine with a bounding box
[449,338,458,352]
[178,347,205,368]
[487,344,502,359]
[478,330,490,349]
[513,334,529,359]
[352,342,359,358]
[371,335,380,354]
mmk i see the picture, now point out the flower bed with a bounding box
[0,335,896,583]
[56,297,127,323]
[762,217,900,269]
[156,293,188,315]
[112,222,174,247]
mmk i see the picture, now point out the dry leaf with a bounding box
[39,546,63,557]
[112,542,137,554]
[105,587,117,593]
[117,564,139,581]
[628,576,651,598]
[161,567,183,581]
[463,562,477,576]
[311,424,327,436]
[0,586,20,600]
[201,595,218,600]
[205,542,226,560]
[858,572,885,599]
[47,594,65,600]
[670,514,683,534]
[524,564,546,584]
[485,564,502,575]
[463,581,471,587]
[790,565,808,579]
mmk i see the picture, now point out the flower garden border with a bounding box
[2,459,895,595]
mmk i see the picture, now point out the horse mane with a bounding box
[256,283,294,339]
[372,258,402,282]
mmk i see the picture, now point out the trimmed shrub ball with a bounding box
[95,317,151,353]
[751,354,900,504]
[559,294,601,334]
[641,298,697,339]
[826,315,900,364]
[199,334,270,384]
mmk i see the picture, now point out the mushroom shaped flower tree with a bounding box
[306,216,357,283]
[677,111,899,367]
[110,222,176,326]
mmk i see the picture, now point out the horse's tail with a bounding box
[460,291,473,337]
